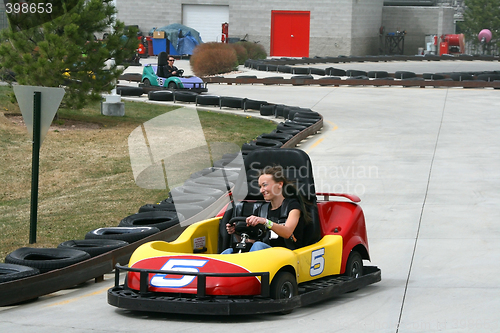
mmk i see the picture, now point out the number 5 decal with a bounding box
[310,248,325,277]
[150,258,208,288]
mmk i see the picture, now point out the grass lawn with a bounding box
[0,86,276,260]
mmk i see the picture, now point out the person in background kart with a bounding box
[164,56,181,77]
[221,165,310,254]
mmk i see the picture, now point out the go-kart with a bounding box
[141,52,207,93]
[108,149,381,315]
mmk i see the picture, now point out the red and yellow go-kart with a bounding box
[107,149,381,315]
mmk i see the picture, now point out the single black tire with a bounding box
[143,78,151,87]
[0,263,40,283]
[257,132,293,143]
[276,128,301,135]
[293,117,318,125]
[367,71,389,79]
[245,99,267,111]
[220,96,245,109]
[292,67,309,74]
[5,248,91,274]
[119,211,181,231]
[450,73,474,82]
[423,73,446,80]
[326,67,346,76]
[168,81,177,89]
[196,95,220,106]
[57,239,128,257]
[395,71,417,79]
[346,70,367,77]
[85,226,160,243]
[116,86,144,97]
[344,251,363,278]
[148,90,174,101]
[260,104,276,116]
[174,91,197,103]
[253,138,283,148]
[270,271,298,314]
[309,68,326,76]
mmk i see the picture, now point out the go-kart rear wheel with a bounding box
[271,271,297,314]
[168,81,177,89]
[344,251,363,278]
[143,78,151,87]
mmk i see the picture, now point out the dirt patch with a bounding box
[4,113,102,131]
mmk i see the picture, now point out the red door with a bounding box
[271,11,310,57]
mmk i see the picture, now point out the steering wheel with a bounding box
[177,69,184,77]
[228,217,267,240]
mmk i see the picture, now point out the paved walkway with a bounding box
[1,59,499,332]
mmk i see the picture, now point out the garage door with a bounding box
[182,5,229,43]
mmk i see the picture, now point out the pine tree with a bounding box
[0,0,138,109]
[460,0,500,49]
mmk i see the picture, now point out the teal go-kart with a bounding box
[141,52,207,93]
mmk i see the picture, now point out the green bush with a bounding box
[190,43,238,76]
[229,43,248,65]
[237,41,267,60]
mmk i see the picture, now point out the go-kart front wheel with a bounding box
[168,81,177,89]
[271,271,297,314]
[143,78,151,87]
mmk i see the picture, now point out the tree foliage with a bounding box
[460,0,500,48]
[0,0,138,109]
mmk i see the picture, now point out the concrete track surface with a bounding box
[1,60,499,332]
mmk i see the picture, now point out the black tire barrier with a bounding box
[476,73,500,82]
[293,117,319,125]
[220,96,245,109]
[318,76,341,85]
[346,70,367,77]
[0,263,40,283]
[196,95,220,106]
[116,86,144,96]
[423,73,446,80]
[292,67,309,74]
[277,65,292,73]
[395,71,417,79]
[256,64,268,71]
[236,75,257,79]
[148,90,174,101]
[450,73,474,81]
[174,91,198,103]
[326,67,347,76]
[260,104,276,116]
[291,75,314,80]
[170,185,225,198]
[138,203,204,218]
[368,71,390,79]
[5,248,91,274]
[85,226,160,243]
[257,132,294,143]
[309,68,326,76]
[119,211,181,231]
[57,239,129,257]
[277,122,307,132]
[244,99,267,111]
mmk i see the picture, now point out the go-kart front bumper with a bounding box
[107,264,381,315]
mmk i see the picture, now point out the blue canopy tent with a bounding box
[149,23,203,55]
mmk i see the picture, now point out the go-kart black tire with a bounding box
[85,227,160,243]
[271,271,298,314]
[116,86,144,96]
[148,90,174,101]
[5,248,91,274]
[168,81,177,89]
[119,211,181,231]
[0,263,40,283]
[57,239,129,257]
[344,251,363,278]
[143,79,151,87]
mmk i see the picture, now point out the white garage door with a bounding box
[182,5,229,43]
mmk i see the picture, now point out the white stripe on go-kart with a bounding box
[150,258,208,288]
